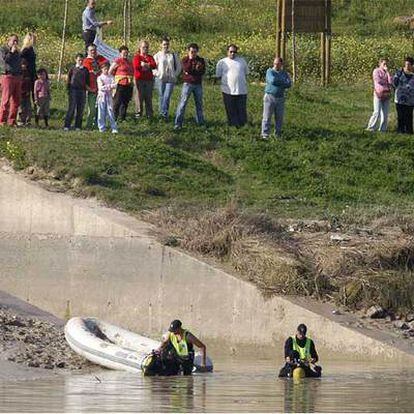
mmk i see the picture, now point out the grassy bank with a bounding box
[3,81,414,216]
[2,81,414,315]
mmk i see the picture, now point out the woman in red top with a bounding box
[132,40,157,119]
[109,45,134,121]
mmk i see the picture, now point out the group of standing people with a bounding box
[67,29,292,137]
[0,0,292,137]
[78,0,290,135]
[367,56,414,134]
[0,33,51,128]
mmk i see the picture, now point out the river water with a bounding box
[1,355,414,412]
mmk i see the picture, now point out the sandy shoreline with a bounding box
[0,290,95,382]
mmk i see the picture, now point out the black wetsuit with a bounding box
[160,331,195,376]
[278,336,322,378]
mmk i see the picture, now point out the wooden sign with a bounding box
[276,0,332,86]
[283,0,331,33]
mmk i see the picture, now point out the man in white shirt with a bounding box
[215,44,249,127]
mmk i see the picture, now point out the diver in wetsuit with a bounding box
[158,319,207,375]
[279,323,322,378]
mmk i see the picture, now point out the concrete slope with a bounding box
[0,170,413,361]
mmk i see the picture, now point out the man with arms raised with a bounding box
[82,0,113,50]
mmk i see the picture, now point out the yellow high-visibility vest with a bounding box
[292,336,311,361]
[169,330,189,357]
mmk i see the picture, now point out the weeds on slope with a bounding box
[146,203,330,298]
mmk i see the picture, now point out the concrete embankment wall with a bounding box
[0,170,412,361]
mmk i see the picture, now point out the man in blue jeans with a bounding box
[261,57,291,139]
[174,43,206,129]
[154,37,182,121]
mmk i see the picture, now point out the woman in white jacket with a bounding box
[153,37,182,120]
[97,61,118,133]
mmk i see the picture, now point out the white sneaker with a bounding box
[63,127,70,131]
[112,129,118,134]
[261,134,269,140]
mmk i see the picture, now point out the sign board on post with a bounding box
[284,0,330,33]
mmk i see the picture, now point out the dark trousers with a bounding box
[396,103,414,134]
[114,84,133,121]
[64,88,86,129]
[82,30,96,51]
[134,79,154,117]
[222,93,247,127]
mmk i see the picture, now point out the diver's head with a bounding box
[296,323,307,340]
[168,319,182,334]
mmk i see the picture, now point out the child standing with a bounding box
[97,62,118,133]
[64,53,90,131]
[18,59,32,126]
[34,68,51,128]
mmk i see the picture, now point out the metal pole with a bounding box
[57,0,69,82]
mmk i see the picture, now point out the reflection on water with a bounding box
[1,356,414,412]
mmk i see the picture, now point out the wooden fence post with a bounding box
[123,0,127,46]
[320,32,326,86]
[276,0,282,57]
[325,0,332,85]
[280,0,287,61]
[128,0,132,46]
[57,0,69,82]
[291,0,297,82]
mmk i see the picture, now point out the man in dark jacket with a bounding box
[278,323,322,378]
[174,43,206,129]
[0,35,22,127]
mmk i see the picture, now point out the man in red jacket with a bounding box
[132,40,157,119]
[174,43,206,129]
[83,44,108,129]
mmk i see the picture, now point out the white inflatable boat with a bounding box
[64,317,212,374]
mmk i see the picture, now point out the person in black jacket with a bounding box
[64,54,90,130]
[278,324,322,378]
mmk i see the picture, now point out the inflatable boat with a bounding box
[64,317,213,374]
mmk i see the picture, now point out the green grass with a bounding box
[2,0,413,39]
[333,0,414,35]
[2,1,414,82]
[2,80,414,221]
